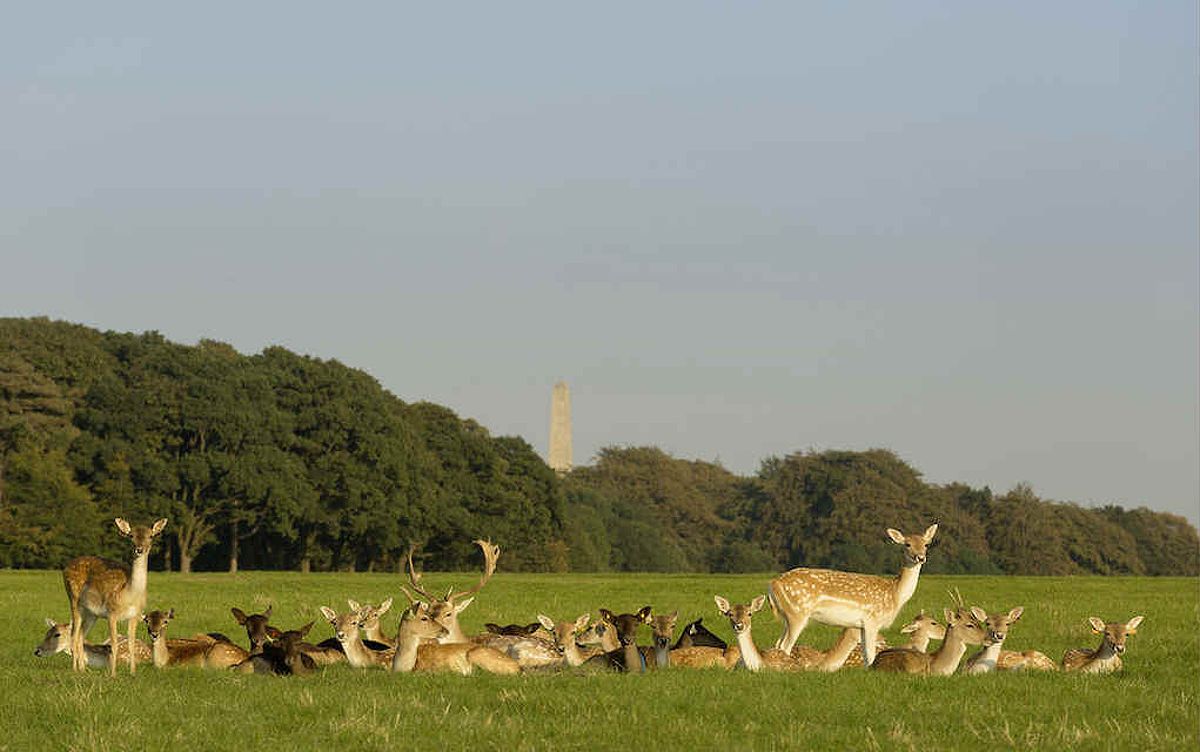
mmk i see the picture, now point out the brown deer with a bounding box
[768,523,937,671]
[62,517,167,674]
[319,606,395,669]
[715,595,806,672]
[235,622,318,676]
[346,598,395,647]
[963,606,1024,674]
[788,629,891,670]
[640,611,678,669]
[34,618,151,668]
[142,609,249,669]
[672,618,727,650]
[390,600,521,675]
[484,622,544,638]
[231,605,273,654]
[872,606,987,675]
[1062,616,1144,673]
[897,610,946,652]
[582,607,653,672]
[536,613,592,667]
[995,648,1058,671]
[404,540,500,644]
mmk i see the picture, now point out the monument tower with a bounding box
[548,381,572,473]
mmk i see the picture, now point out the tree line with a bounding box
[2,317,1196,576]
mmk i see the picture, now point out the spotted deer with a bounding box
[536,613,592,667]
[1062,616,1144,673]
[390,600,521,675]
[62,517,167,674]
[996,648,1058,671]
[34,618,151,668]
[715,595,806,672]
[963,606,1024,674]
[768,523,937,670]
[404,539,500,645]
[142,609,249,669]
[872,606,986,675]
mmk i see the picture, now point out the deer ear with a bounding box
[45,617,57,628]
[750,595,766,614]
[263,604,272,619]
[167,609,175,620]
[319,606,337,622]
[1088,617,1105,633]
[1126,616,1144,633]
[151,518,168,536]
[297,621,314,637]
[378,597,392,615]
[537,615,555,631]
[454,597,475,614]
[943,608,955,624]
[114,518,132,537]
[922,523,938,543]
[574,613,591,631]
[886,528,906,544]
[970,607,987,623]
[668,610,678,622]
[1009,607,1024,622]
[347,599,361,613]
[599,609,615,623]
[714,595,731,614]
[231,608,247,625]
[900,622,918,634]
[265,626,283,639]
[637,606,653,623]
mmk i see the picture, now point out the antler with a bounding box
[405,545,437,602]
[448,539,500,602]
[946,587,966,613]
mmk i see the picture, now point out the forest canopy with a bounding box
[2,317,1196,576]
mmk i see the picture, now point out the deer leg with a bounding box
[778,614,808,654]
[107,614,119,676]
[127,614,138,673]
[860,623,879,669]
[69,601,84,671]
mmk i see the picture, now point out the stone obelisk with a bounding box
[548,381,572,473]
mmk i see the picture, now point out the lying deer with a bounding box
[995,648,1058,671]
[642,611,678,670]
[583,607,652,672]
[319,606,395,669]
[231,605,273,654]
[142,609,249,669]
[485,622,544,638]
[347,598,395,647]
[34,618,151,669]
[768,523,937,670]
[897,610,946,652]
[789,629,890,670]
[390,600,521,675]
[963,606,1024,674]
[404,539,500,645]
[536,614,592,667]
[62,517,167,674]
[672,618,726,650]
[235,622,318,676]
[872,607,986,675]
[234,604,344,665]
[715,595,805,672]
[1062,616,1144,673]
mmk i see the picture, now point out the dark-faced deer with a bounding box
[235,622,318,676]
[34,618,151,668]
[142,609,249,669]
[231,605,273,654]
[1062,616,1144,673]
[62,517,167,674]
[583,607,652,673]
[768,523,937,670]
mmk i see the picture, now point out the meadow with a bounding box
[0,570,1195,752]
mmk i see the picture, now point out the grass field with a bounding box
[0,570,1195,751]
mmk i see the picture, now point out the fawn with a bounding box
[34,618,151,668]
[142,609,249,669]
[963,607,1024,674]
[1062,616,1144,673]
[715,595,805,672]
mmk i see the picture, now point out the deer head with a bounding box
[397,601,449,643]
[715,594,766,635]
[970,606,1024,647]
[115,518,168,557]
[231,605,273,654]
[1088,616,1144,655]
[598,607,651,647]
[319,606,363,645]
[347,598,392,636]
[35,619,72,657]
[885,524,938,566]
[649,611,678,651]
[404,539,500,640]
[899,609,946,642]
[537,613,590,655]
[142,609,175,642]
[942,606,988,645]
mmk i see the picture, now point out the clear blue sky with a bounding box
[3,2,1197,523]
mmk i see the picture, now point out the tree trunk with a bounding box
[229,519,239,574]
[180,550,192,574]
[300,556,311,573]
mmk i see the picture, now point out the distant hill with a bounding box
[3,317,1196,575]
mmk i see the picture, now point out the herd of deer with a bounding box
[35,518,1144,678]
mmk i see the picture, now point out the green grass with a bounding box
[0,570,1195,751]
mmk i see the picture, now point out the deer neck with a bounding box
[128,550,151,601]
[928,624,970,675]
[734,628,763,672]
[599,630,620,652]
[893,562,922,611]
[622,642,643,673]
[339,631,374,668]
[1090,639,1119,663]
[903,633,931,652]
[654,644,670,668]
[968,641,1003,673]
[561,640,586,667]
[392,629,421,673]
[150,636,169,668]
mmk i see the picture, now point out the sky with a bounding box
[2,2,1197,523]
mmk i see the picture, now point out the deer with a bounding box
[34,618,152,669]
[319,605,395,669]
[536,613,593,667]
[484,622,544,638]
[897,610,946,652]
[346,598,395,647]
[963,606,1024,674]
[234,622,318,676]
[234,604,344,665]
[715,595,809,672]
[141,609,249,669]
[404,539,500,645]
[787,629,891,670]
[871,606,987,675]
[767,523,937,670]
[672,618,727,650]
[642,611,679,669]
[231,605,273,654]
[995,648,1058,671]
[1062,616,1144,673]
[62,517,167,674]
[390,598,521,675]
[582,607,653,672]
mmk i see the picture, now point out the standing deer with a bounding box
[62,517,167,674]
[1062,616,1144,673]
[404,540,500,644]
[715,595,806,672]
[768,523,937,670]
[34,618,152,668]
[871,606,987,675]
[963,606,1024,674]
[142,609,249,669]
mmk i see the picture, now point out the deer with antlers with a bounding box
[62,517,167,674]
[390,596,521,675]
[404,539,500,644]
[767,523,937,670]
